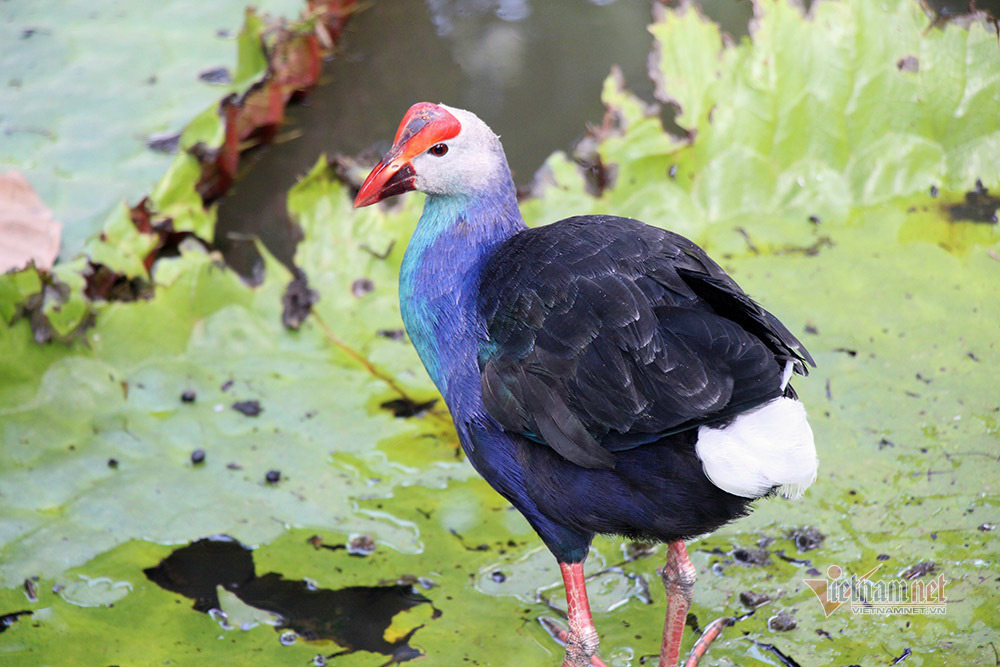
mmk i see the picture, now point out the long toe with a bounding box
[683,617,733,666]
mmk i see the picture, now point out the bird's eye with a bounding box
[429,143,448,157]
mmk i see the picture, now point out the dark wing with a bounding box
[477,216,813,469]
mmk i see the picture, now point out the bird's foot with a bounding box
[681,616,733,667]
[539,617,607,667]
[540,613,730,667]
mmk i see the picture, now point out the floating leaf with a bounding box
[0,0,998,665]
[0,0,303,258]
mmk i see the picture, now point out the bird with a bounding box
[353,102,818,667]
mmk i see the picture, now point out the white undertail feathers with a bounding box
[695,397,818,500]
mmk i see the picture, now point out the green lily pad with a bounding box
[1,0,998,664]
[0,0,301,260]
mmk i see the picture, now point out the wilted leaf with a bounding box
[0,171,61,272]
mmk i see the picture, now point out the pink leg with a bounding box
[658,541,697,667]
[658,541,730,667]
[557,561,607,667]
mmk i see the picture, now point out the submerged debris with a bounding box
[146,132,181,154]
[449,528,489,552]
[232,400,263,417]
[896,55,919,72]
[376,329,406,340]
[789,526,825,552]
[767,610,797,632]
[23,578,37,602]
[380,397,438,418]
[947,180,999,224]
[389,575,438,591]
[900,561,937,580]
[282,270,319,330]
[731,547,771,567]
[347,535,376,557]
[307,535,347,552]
[739,590,771,609]
[351,278,374,297]
[198,67,233,85]
[775,550,812,566]
[891,647,913,664]
[144,536,431,661]
[756,535,776,549]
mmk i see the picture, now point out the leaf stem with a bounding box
[310,310,449,424]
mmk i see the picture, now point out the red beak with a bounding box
[353,103,462,208]
[354,151,416,207]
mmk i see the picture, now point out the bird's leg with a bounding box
[657,541,697,667]
[558,561,606,667]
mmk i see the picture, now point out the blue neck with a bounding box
[398,181,594,563]
[399,186,525,413]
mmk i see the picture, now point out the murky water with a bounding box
[145,536,432,661]
[215,0,754,276]
[215,0,992,274]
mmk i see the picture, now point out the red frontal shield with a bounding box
[354,103,462,207]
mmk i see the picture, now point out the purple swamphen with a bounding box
[353,103,818,667]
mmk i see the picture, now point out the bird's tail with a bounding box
[694,397,818,500]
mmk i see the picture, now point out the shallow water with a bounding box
[213,0,727,275]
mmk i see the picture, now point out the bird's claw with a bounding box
[539,613,730,667]
[539,616,567,645]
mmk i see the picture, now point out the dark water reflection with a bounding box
[144,536,431,661]
[211,0,991,276]
[215,0,680,276]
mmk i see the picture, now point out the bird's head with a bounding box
[354,102,508,207]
